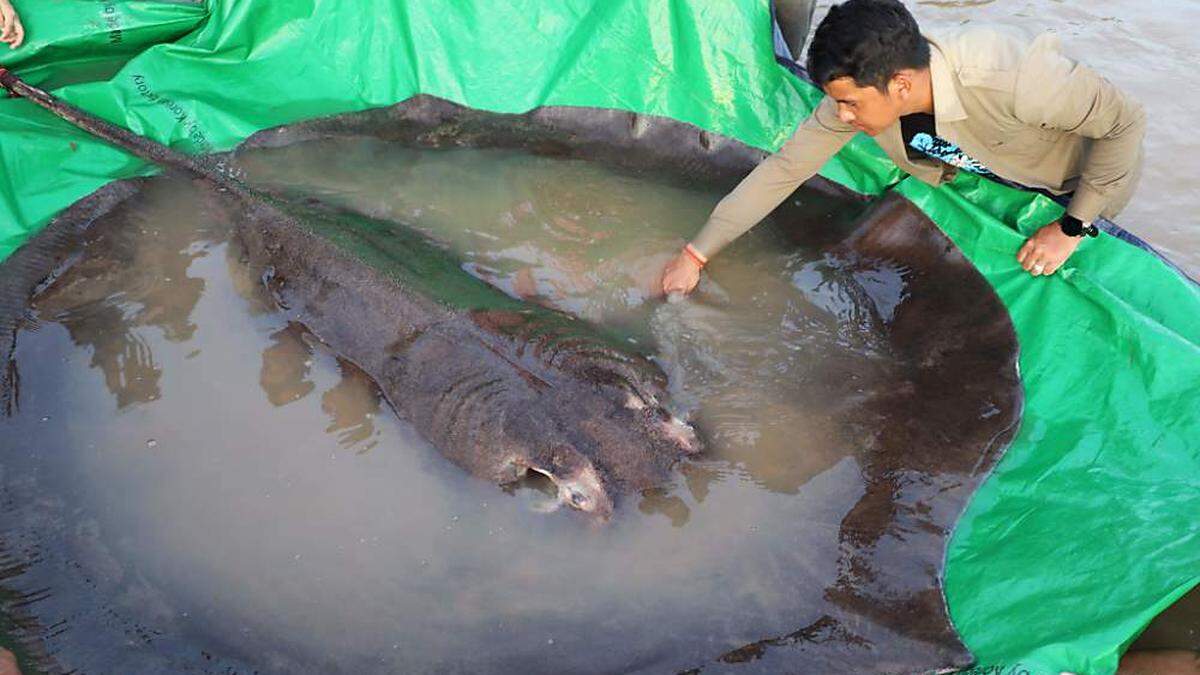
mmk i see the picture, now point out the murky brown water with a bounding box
[1,142,934,672]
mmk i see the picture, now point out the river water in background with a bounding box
[1,142,927,673]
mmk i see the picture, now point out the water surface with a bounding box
[2,142,928,673]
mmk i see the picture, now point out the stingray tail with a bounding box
[0,67,237,189]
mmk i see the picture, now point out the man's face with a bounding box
[823,76,906,136]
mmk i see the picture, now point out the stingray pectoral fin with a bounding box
[663,414,702,454]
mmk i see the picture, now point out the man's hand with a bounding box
[660,250,702,295]
[1017,221,1084,277]
[0,0,24,49]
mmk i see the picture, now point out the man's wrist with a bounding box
[1059,215,1099,238]
[682,243,708,268]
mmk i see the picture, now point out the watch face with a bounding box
[1059,218,1083,237]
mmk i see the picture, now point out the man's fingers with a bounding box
[1020,250,1037,272]
[1027,256,1064,277]
[660,253,701,296]
[1016,239,1034,265]
[660,270,680,296]
[1018,241,1046,270]
[663,274,697,296]
[10,19,22,48]
[0,14,12,43]
[1043,254,1068,276]
[1025,255,1047,276]
[663,272,694,295]
[1019,221,1081,278]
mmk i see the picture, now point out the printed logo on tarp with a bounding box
[130,73,216,155]
[959,664,1032,675]
[100,0,123,45]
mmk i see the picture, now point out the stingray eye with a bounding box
[569,489,589,509]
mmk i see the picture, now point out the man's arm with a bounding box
[1014,34,1146,224]
[689,97,857,259]
[661,97,856,295]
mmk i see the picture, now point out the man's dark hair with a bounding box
[805,0,931,92]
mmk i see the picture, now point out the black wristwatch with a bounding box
[1060,214,1099,238]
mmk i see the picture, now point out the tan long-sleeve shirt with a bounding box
[690,27,1146,258]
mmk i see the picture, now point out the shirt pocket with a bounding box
[984,122,1056,157]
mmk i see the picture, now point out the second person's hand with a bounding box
[0,0,24,49]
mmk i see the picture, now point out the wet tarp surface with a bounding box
[0,1,1197,673]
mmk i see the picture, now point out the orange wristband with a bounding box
[683,243,708,268]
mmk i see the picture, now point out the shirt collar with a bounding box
[925,35,968,124]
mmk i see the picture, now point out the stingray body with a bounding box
[230,188,701,518]
[0,70,699,518]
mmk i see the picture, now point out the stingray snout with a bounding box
[524,446,614,520]
[661,413,702,455]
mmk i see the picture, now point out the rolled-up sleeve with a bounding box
[1014,34,1146,224]
[690,97,857,258]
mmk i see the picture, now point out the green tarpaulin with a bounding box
[1,1,1196,672]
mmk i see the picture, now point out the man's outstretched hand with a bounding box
[0,0,24,49]
[660,249,702,295]
[1017,221,1084,277]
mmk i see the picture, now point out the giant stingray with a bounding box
[0,70,703,522]
[0,71,1021,672]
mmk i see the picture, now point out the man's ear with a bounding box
[889,71,914,100]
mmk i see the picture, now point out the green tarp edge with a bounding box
[1,2,1197,673]
[898,173,1200,674]
[0,0,208,89]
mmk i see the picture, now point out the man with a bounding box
[661,0,1145,293]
